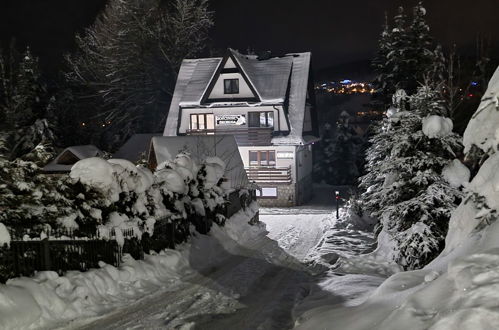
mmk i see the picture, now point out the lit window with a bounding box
[248,112,274,128]
[224,79,239,94]
[190,114,215,130]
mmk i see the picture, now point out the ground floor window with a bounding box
[190,113,215,130]
[256,187,278,198]
[249,150,276,166]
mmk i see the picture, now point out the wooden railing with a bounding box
[245,166,292,183]
[187,128,273,146]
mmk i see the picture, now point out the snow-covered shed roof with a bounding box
[149,136,248,190]
[164,49,314,145]
[113,133,160,163]
[42,145,103,173]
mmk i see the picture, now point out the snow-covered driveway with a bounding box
[65,207,331,330]
[61,186,376,330]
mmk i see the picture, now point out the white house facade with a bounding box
[164,49,319,206]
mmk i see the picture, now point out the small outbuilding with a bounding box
[42,145,104,174]
[113,133,160,164]
[148,135,249,191]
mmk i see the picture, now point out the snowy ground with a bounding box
[63,185,378,330]
[1,185,381,330]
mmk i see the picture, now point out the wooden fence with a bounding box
[0,190,257,284]
[0,221,176,283]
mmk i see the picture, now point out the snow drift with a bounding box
[297,68,499,330]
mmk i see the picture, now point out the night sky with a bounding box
[0,0,497,73]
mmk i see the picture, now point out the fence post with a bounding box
[41,239,52,271]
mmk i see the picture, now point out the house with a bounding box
[163,49,319,206]
[42,145,104,174]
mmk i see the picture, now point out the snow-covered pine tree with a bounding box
[66,0,213,149]
[372,14,393,107]
[372,86,463,270]
[318,113,363,185]
[0,46,56,159]
[372,3,445,109]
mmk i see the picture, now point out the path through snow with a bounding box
[63,185,378,330]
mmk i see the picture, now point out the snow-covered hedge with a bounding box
[0,149,236,241]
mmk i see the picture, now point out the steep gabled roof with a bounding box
[42,145,103,173]
[164,49,314,145]
[113,133,161,163]
[272,52,311,145]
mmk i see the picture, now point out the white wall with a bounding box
[295,145,313,181]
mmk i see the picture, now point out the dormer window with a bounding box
[224,79,239,94]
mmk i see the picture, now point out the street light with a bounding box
[335,191,340,219]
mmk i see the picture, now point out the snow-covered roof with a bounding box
[42,145,103,173]
[113,133,160,163]
[150,136,248,189]
[272,52,311,145]
[230,50,293,103]
[164,49,314,145]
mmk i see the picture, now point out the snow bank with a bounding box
[298,65,499,330]
[422,115,453,138]
[0,251,187,329]
[463,66,499,154]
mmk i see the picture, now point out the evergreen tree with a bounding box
[362,86,463,270]
[66,0,213,149]
[372,2,445,109]
[0,45,55,159]
[315,117,363,185]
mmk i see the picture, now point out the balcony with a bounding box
[245,166,292,183]
[186,127,273,146]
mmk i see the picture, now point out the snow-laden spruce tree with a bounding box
[367,86,463,270]
[372,3,445,109]
[316,115,364,185]
[66,0,213,148]
[0,46,56,159]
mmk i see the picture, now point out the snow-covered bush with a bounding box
[0,148,235,242]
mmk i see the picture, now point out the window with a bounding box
[248,112,274,128]
[224,79,239,94]
[248,150,276,167]
[190,114,215,130]
[256,187,278,198]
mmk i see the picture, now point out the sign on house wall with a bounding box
[216,114,246,126]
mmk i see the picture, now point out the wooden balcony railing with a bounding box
[245,166,292,183]
[186,128,273,146]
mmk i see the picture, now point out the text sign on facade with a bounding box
[216,114,246,126]
[277,151,294,159]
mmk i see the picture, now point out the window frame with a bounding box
[223,78,239,94]
[190,113,215,131]
[248,111,274,128]
[248,150,276,167]
[256,187,278,199]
